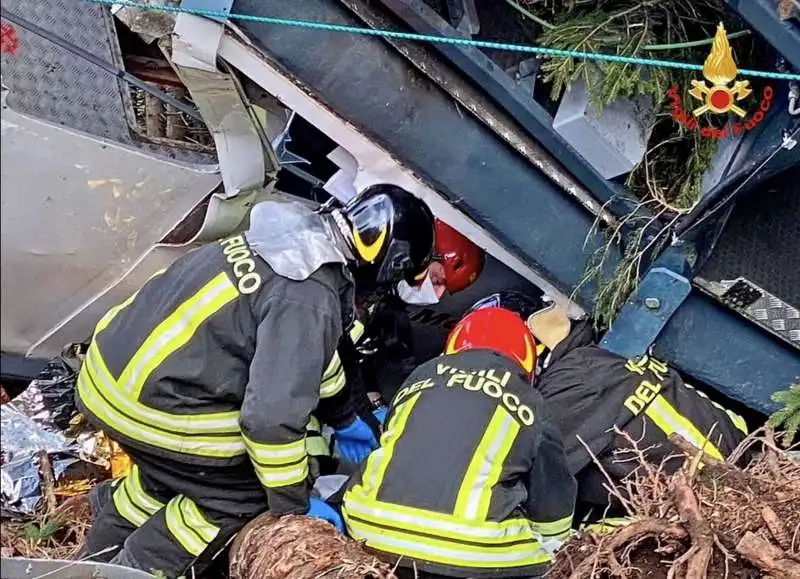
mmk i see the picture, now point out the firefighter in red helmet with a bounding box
[343,219,487,426]
[340,307,576,579]
[434,219,486,295]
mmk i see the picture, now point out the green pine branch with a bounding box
[768,384,800,446]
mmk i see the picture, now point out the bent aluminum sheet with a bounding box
[1,97,220,358]
[0,558,155,579]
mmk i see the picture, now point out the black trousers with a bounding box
[83,445,268,579]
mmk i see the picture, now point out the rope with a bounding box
[82,0,800,81]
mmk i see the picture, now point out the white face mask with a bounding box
[397,274,441,306]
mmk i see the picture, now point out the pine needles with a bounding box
[538,0,670,108]
[505,0,750,325]
[769,384,800,446]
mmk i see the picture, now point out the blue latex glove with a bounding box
[307,497,344,533]
[372,406,389,427]
[334,416,378,464]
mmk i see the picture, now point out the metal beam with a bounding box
[726,0,800,72]
[375,0,633,217]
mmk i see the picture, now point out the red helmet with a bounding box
[434,220,485,294]
[445,307,537,377]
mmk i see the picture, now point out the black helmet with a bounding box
[342,184,435,286]
[467,290,548,324]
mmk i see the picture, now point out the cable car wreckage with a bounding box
[0,0,799,576]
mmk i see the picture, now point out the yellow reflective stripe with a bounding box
[582,517,631,536]
[726,410,749,435]
[532,515,573,539]
[349,320,365,343]
[645,395,723,460]
[346,517,550,568]
[179,497,220,544]
[243,434,306,466]
[112,479,150,528]
[355,393,421,501]
[342,496,535,544]
[684,384,749,436]
[252,458,309,488]
[83,343,241,436]
[306,434,330,457]
[84,344,240,434]
[454,406,520,521]
[119,272,239,397]
[165,496,209,557]
[320,353,346,398]
[125,465,164,515]
[78,364,245,458]
[320,370,346,398]
[94,269,167,335]
[305,416,329,457]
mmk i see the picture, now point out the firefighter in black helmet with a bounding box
[77,184,435,577]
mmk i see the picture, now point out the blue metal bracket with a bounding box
[180,0,233,22]
[726,0,800,71]
[600,265,693,360]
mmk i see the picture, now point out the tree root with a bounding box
[568,520,687,579]
[736,531,800,579]
[762,505,792,551]
[671,471,714,579]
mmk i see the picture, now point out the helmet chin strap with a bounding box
[328,209,357,262]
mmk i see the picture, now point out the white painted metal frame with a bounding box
[217,34,584,318]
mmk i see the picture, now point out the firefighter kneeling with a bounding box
[340,307,577,579]
[76,185,436,577]
[465,290,751,520]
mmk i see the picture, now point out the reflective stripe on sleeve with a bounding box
[305,416,330,457]
[118,273,239,398]
[243,435,305,465]
[532,514,573,540]
[244,434,309,487]
[645,395,724,460]
[320,353,346,398]
[252,458,309,488]
[165,496,220,557]
[345,515,550,569]
[454,406,520,521]
[349,320,365,344]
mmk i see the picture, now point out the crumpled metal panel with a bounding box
[0,101,220,358]
[171,12,272,196]
[0,0,213,165]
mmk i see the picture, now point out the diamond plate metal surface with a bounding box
[0,0,213,164]
[699,166,800,307]
[721,278,800,347]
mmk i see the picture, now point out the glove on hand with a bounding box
[334,416,378,464]
[306,497,344,533]
[372,406,389,427]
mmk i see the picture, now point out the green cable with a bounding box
[644,30,751,51]
[502,0,556,31]
[81,0,800,81]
